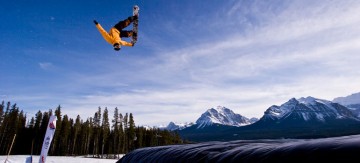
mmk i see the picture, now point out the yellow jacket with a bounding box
[95,23,133,47]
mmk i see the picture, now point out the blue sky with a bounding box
[1,0,360,126]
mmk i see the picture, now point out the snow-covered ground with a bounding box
[0,155,120,163]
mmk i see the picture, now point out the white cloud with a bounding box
[16,1,360,126]
[117,0,360,125]
[0,94,7,99]
[39,62,53,70]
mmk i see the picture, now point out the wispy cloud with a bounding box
[8,1,360,126]
[39,62,54,70]
[97,1,360,125]
[111,0,360,125]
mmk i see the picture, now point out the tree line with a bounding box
[0,101,183,158]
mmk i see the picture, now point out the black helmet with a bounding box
[113,43,121,51]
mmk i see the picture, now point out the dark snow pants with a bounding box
[114,16,135,38]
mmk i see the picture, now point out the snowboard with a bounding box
[132,5,139,44]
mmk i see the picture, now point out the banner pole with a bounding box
[4,134,16,163]
[39,116,57,163]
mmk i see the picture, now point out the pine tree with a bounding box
[40,111,50,138]
[86,118,93,155]
[14,110,30,154]
[29,117,35,128]
[112,107,119,158]
[33,110,43,154]
[0,102,11,154]
[68,118,74,154]
[122,113,128,153]
[92,107,101,157]
[118,113,124,154]
[128,113,136,151]
[72,115,81,155]
[101,108,110,158]
[48,109,53,117]
[51,105,62,155]
[135,126,144,149]
[28,117,35,154]
[0,101,4,126]
[77,118,85,155]
[80,118,93,155]
[0,101,4,154]
[4,103,19,154]
[59,115,71,155]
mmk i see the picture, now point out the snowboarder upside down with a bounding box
[94,15,138,51]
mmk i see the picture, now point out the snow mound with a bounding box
[118,135,360,162]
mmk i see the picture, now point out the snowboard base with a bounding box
[132,5,139,44]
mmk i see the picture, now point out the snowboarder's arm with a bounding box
[119,40,133,47]
[95,23,114,45]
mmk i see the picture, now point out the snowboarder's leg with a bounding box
[120,30,134,38]
[113,16,137,31]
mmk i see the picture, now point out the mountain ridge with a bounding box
[195,106,253,128]
[164,106,258,131]
[178,94,360,142]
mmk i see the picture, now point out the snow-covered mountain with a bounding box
[163,106,257,131]
[249,117,259,124]
[259,96,358,124]
[165,122,194,131]
[179,96,360,141]
[333,92,360,105]
[195,106,254,128]
[333,92,360,117]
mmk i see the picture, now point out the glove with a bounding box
[131,41,135,47]
[94,20,98,25]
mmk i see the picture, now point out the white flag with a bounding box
[39,115,57,163]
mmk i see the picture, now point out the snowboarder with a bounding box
[94,15,138,51]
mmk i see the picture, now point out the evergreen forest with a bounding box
[0,101,183,158]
